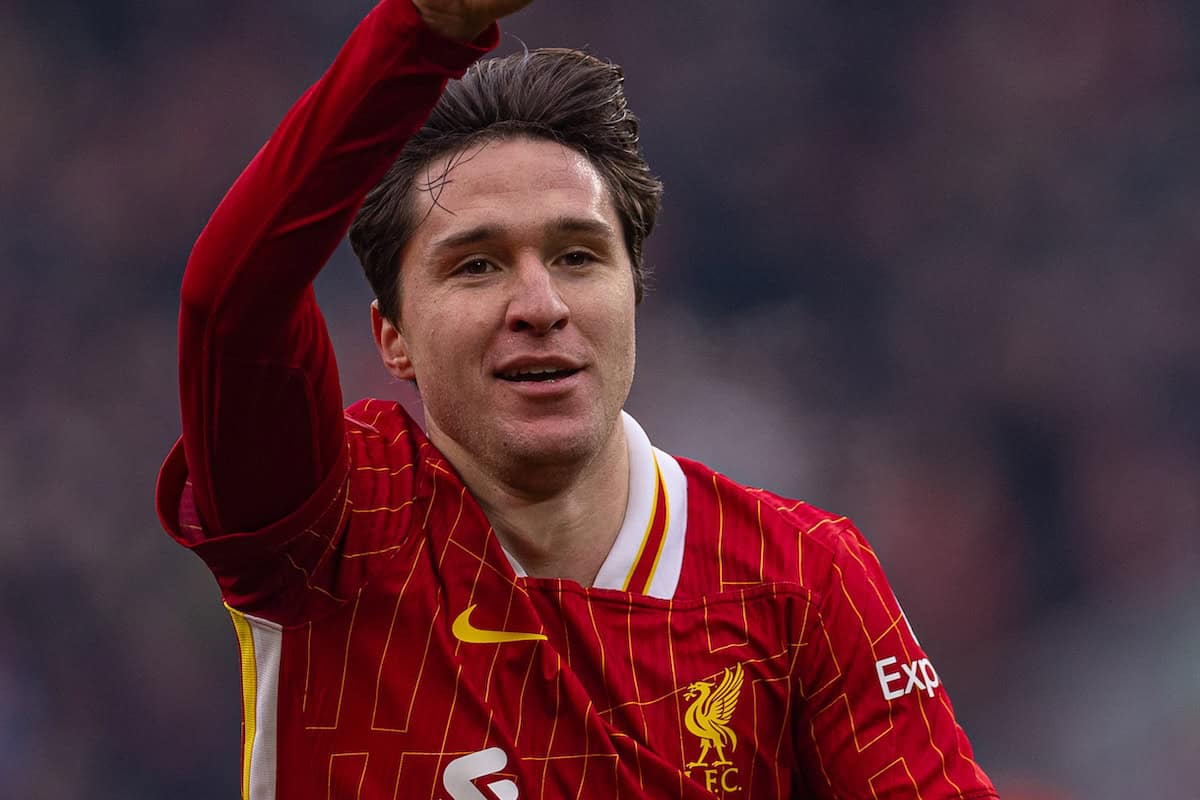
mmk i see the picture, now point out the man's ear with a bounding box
[371,300,416,380]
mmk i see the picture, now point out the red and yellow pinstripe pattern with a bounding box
[160,400,995,799]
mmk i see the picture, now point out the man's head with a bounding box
[350,48,663,324]
[350,49,662,488]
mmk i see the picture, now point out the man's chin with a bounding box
[427,403,620,489]
[500,419,596,464]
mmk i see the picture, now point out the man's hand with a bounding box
[413,0,534,42]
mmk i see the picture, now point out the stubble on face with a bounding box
[392,136,637,496]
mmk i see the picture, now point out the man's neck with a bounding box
[431,420,630,587]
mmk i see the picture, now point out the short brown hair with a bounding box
[349,48,663,323]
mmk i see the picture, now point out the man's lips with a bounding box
[494,358,585,383]
[498,367,582,383]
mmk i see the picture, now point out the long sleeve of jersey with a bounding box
[174,1,496,537]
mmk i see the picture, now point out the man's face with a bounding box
[375,136,637,481]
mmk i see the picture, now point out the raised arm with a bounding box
[176,0,527,537]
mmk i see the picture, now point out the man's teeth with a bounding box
[503,367,575,381]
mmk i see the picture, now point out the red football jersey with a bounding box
[158,401,996,799]
[158,1,998,796]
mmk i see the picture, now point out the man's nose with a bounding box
[505,258,570,334]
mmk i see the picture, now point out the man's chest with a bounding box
[269,549,810,799]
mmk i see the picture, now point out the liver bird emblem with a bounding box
[683,663,744,768]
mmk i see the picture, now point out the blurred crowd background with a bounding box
[3,0,1198,797]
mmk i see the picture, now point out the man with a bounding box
[157,0,999,797]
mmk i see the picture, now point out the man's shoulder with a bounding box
[673,454,855,542]
[341,397,450,496]
[671,454,868,591]
[344,397,418,436]
[343,397,436,458]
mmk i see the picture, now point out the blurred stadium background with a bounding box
[3,1,1198,797]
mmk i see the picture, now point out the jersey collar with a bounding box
[503,411,688,599]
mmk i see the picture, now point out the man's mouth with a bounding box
[498,367,582,383]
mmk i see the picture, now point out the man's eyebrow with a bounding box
[428,217,617,254]
[546,216,616,239]
[429,225,504,253]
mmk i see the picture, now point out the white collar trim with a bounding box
[592,411,687,598]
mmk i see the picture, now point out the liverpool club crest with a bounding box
[683,663,744,794]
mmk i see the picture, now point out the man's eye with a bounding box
[459,259,495,276]
[560,251,593,268]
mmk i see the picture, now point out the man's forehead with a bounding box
[428,136,594,186]
[410,137,618,242]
